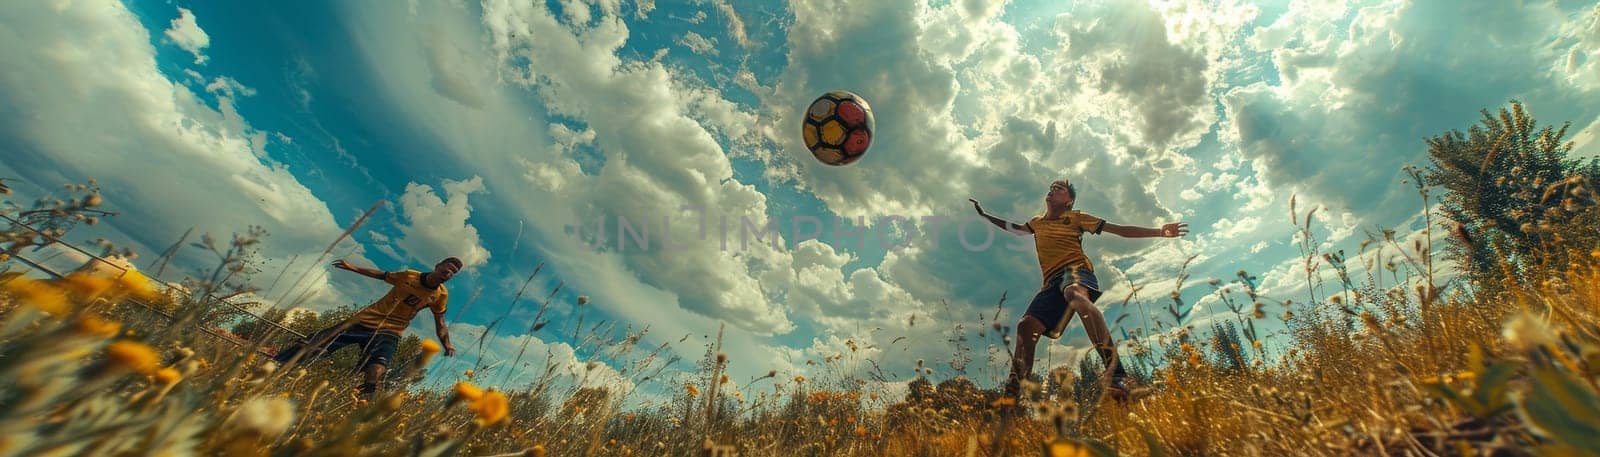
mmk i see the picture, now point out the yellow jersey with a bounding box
[351,269,448,335]
[1025,210,1106,285]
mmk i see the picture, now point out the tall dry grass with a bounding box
[1,169,1597,457]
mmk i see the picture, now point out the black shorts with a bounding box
[1024,266,1102,337]
[275,323,400,368]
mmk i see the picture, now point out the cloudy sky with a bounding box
[2,0,1597,403]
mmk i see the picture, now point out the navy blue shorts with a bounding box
[1024,266,1102,338]
[274,323,400,368]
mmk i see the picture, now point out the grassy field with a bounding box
[2,106,1599,456]
[1,190,1595,457]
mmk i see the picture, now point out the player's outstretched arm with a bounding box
[1102,222,1189,239]
[433,313,456,356]
[969,198,1032,235]
[332,259,387,280]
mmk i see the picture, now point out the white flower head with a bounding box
[224,396,296,439]
[1503,312,1557,352]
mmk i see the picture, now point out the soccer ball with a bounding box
[801,91,875,166]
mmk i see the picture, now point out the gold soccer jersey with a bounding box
[351,269,448,335]
[1025,211,1106,285]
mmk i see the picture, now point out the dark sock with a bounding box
[1109,364,1128,383]
[272,346,297,365]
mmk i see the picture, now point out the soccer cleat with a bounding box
[1103,372,1143,404]
[356,382,379,401]
[1107,375,1128,394]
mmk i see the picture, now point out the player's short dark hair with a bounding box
[1054,180,1078,210]
[1067,182,1077,209]
[1052,180,1077,199]
[440,257,463,269]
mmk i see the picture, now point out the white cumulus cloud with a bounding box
[0,0,359,311]
[163,7,210,64]
[395,176,492,269]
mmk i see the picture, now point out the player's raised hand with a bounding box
[1161,222,1190,238]
[332,259,355,271]
[968,198,987,216]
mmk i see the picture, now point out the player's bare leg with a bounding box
[1065,285,1128,399]
[997,315,1049,420]
[1003,315,1049,403]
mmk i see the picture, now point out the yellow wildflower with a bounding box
[63,273,113,298]
[106,341,161,376]
[1047,440,1090,457]
[465,369,475,378]
[116,270,159,301]
[685,383,699,397]
[794,375,806,384]
[529,445,547,457]
[453,382,485,403]
[154,367,182,385]
[75,315,122,337]
[419,339,442,364]
[4,279,68,315]
[470,390,510,426]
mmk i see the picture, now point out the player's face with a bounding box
[1046,181,1074,206]
[433,261,460,282]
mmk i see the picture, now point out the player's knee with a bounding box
[1017,315,1045,337]
[1069,299,1100,317]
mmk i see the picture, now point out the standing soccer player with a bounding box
[970,180,1188,403]
[275,257,462,398]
